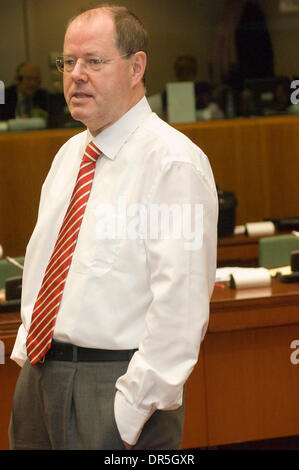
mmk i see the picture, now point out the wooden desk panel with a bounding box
[175,119,240,193]
[205,279,299,446]
[176,116,299,225]
[210,278,299,332]
[0,313,21,450]
[258,116,299,219]
[0,353,20,450]
[204,324,299,446]
[217,234,259,266]
[181,352,208,449]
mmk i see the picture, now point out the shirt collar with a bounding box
[86,96,152,160]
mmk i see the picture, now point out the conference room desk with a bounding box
[1,279,299,450]
[183,278,299,448]
[0,311,20,450]
[217,234,259,267]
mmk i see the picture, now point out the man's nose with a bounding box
[70,59,88,81]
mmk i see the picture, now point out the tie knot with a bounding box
[83,142,102,163]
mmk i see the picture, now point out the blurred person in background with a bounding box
[0,61,48,120]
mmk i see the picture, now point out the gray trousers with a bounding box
[9,359,185,450]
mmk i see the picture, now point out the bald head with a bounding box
[66,4,148,84]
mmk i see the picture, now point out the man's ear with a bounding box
[131,51,147,86]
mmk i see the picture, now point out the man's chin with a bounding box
[69,108,87,125]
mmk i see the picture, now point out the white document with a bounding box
[147,93,163,117]
[216,266,271,289]
[166,81,196,124]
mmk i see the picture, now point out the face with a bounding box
[63,12,141,136]
[18,63,41,96]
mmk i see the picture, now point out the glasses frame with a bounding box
[55,53,132,73]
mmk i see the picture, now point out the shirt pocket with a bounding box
[70,204,124,276]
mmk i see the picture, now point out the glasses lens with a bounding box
[56,57,64,72]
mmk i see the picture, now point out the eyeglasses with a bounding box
[56,54,131,73]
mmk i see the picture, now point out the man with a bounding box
[9,4,218,450]
[0,62,48,120]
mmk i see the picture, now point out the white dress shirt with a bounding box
[11,97,218,445]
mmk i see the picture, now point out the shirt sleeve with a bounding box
[114,158,218,445]
[10,323,28,367]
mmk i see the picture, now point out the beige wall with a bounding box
[1,0,299,97]
[1,0,226,95]
[260,0,299,78]
[0,0,27,87]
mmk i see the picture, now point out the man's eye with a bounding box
[88,58,102,66]
[65,59,75,67]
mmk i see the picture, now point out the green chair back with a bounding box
[259,235,299,268]
[0,257,24,289]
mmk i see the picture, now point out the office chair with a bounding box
[258,234,299,268]
[0,257,24,290]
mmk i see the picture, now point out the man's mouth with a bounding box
[71,92,92,100]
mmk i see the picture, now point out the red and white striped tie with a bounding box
[26,141,102,365]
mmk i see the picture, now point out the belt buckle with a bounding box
[39,356,46,364]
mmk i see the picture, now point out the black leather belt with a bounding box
[43,340,137,362]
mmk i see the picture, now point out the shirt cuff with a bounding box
[114,390,153,446]
[10,323,28,367]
